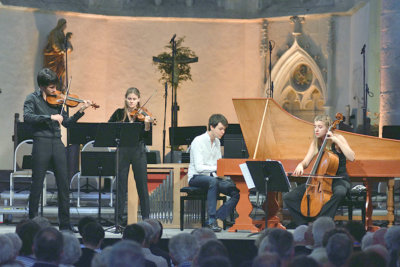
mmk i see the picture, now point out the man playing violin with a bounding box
[108,87,153,225]
[23,68,93,231]
[283,115,355,227]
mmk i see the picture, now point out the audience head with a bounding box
[0,234,14,264]
[384,226,400,267]
[136,221,154,247]
[344,221,366,244]
[15,219,41,256]
[77,216,97,236]
[33,227,63,264]
[4,233,22,259]
[361,232,374,250]
[199,256,232,267]
[81,221,104,248]
[195,240,229,267]
[258,228,294,261]
[322,227,353,248]
[288,255,319,267]
[109,240,145,267]
[144,219,162,245]
[32,216,52,229]
[326,233,353,267]
[293,225,308,245]
[348,250,387,267]
[169,233,199,265]
[91,246,112,267]
[364,244,389,264]
[191,227,217,246]
[252,252,281,267]
[254,228,273,249]
[123,223,145,245]
[60,231,81,265]
[304,224,314,247]
[312,216,335,247]
[372,227,387,247]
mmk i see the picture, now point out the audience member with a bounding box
[309,216,335,265]
[326,233,353,267]
[257,228,294,267]
[198,256,232,267]
[348,250,387,267]
[145,219,172,267]
[32,227,63,267]
[361,232,374,250]
[194,240,230,267]
[0,234,15,265]
[32,216,52,229]
[288,255,319,267]
[322,227,353,248]
[384,226,400,267]
[4,233,22,259]
[59,231,81,267]
[364,244,389,264]
[15,219,41,267]
[191,228,217,246]
[77,216,97,237]
[252,252,281,267]
[344,221,366,251]
[292,225,312,256]
[91,246,112,267]
[373,227,387,247]
[75,221,104,267]
[169,233,199,267]
[137,221,168,267]
[254,228,273,249]
[109,240,145,267]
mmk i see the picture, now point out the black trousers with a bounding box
[29,137,70,228]
[282,178,350,226]
[116,142,150,223]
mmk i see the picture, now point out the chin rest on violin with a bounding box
[46,91,100,109]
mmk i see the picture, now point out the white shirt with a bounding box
[188,132,222,181]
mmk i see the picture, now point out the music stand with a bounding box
[169,126,207,146]
[246,161,291,229]
[94,122,141,233]
[81,151,116,224]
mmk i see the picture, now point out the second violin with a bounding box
[130,106,157,125]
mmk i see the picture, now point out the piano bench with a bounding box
[339,186,367,227]
[180,186,227,231]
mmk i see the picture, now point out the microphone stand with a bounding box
[162,82,168,163]
[268,41,274,98]
[170,34,177,163]
[361,44,373,135]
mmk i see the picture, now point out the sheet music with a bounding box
[239,163,255,189]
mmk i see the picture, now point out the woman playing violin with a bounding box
[23,68,93,231]
[283,115,355,226]
[108,87,152,224]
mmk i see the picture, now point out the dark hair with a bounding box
[37,68,58,88]
[326,233,353,266]
[199,256,231,267]
[348,251,387,267]
[122,224,145,244]
[252,252,281,267]
[208,114,228,131]
[344,221,366,243]
[196,240,228,266]
[288,255,319,267]
[33,227,63,262]
[15,219,41,256]
[322,227,353,247]
[265,228,294,259]
[78,216,97,236]
[82,222,105,247]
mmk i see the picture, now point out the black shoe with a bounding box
[207,222,222,232]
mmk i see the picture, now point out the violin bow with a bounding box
[60,77,72,117]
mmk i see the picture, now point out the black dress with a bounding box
[109,108,150,222]
[282,143,351,226]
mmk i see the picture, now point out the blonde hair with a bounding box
[123,87,140,122]
[313,115,333,154]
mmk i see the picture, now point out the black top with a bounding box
[331,143,350,182]
[23,90,84,138]
[108,108,150,142]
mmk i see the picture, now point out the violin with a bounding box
[46,91,100,109]
[130,106,157,125]
[300,113,343,218]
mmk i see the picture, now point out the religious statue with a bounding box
[43,18,73,91]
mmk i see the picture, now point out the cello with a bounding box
[300,113,343,218]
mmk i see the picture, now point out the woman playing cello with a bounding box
[283,115,355,226]
[108,87,154,225]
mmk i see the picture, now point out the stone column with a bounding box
[380,0,400,130]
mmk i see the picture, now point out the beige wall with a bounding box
[0,6,263,169]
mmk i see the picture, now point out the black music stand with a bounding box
[246,161,291,229]
[94,122,141,233]
[69,123,99,192]
[81,151,115,224]
[168,126,206,163]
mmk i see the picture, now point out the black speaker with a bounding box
[382,126,400,140]
[146,150,161,164]
[223,134,249,158]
